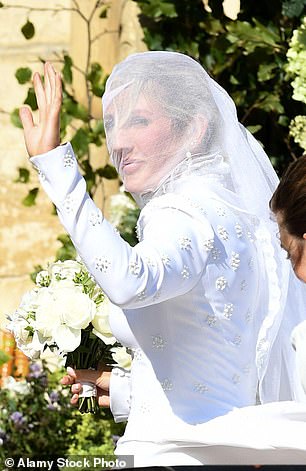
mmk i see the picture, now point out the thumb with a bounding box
[19,106,34,133]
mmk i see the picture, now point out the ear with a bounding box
[189,114,208,150]
[303,233,306,241]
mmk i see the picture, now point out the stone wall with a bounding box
[0,0,145,327]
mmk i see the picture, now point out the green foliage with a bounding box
[62,54,73,84]
[286,16,306,104]
[286,16,306,151]
[30,264,44,283]
[99,5,110,18]
[289,115,306,150]
[56,234,77,262]
[96,164,118,179]
[21,20,35,39]
[68,409,125,457]
[0,361,78,457]
[14,167,30,183]
[10,108,23,128]
[134,0,306,174]
[0,361,123,458]
[15,67,32,84]
[87,62,107,97]
[24,86,38,110]
[22,187,39,206]
[282,0,306,17]
[109,192,140,246]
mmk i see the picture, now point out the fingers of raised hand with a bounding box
[33,72,46,119]
[19,106,34,133]
[45,62,61,107]
[44,63,52,105]
[33,64,62,121]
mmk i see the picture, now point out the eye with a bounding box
[126,116,150,127]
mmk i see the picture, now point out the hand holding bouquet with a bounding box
[6,259,131,413]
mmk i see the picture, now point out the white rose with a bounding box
[48,260,83,286]
[92,298,116,345]
[19,288,40,311]
[53,287,96,329]
[11,318,33,345]
[33,286,95,353]
[53,323,81,352]
[35,289,60,338]
[111,346,132,370]
[20,345,41,360]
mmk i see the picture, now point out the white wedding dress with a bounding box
[31,142,306,466]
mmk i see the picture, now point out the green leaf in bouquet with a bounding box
[15,67,32,84]
[22,187,39,206]
[30,265,43,283]
[56,233,77,261]
[21,20,35,40]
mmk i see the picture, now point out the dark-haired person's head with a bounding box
[270,155,306,282]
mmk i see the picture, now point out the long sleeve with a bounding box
[109,366,131,423]
[30,143,213,309]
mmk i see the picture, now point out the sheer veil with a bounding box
[102,51,306,403]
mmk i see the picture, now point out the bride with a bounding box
[20,52,306,466]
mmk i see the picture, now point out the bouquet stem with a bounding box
[78,381,99,414]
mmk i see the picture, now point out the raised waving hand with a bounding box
[19,62,62,157]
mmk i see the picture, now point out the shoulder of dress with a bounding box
[136,193,213,242]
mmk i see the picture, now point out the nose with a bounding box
[108,129,133,170]
[109,127,131,151]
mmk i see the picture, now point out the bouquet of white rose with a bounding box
[6,259,131,413]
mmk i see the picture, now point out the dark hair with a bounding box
[270,155,306,238]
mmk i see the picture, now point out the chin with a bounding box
[124,178,155,195]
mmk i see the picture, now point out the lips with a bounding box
[122,160,141,174]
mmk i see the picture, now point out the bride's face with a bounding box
[276,212,306,283]
[104,94,184,193]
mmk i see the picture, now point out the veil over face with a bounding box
[102,52,229,198]
[102,51,306,404]
[102,52,279,218]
